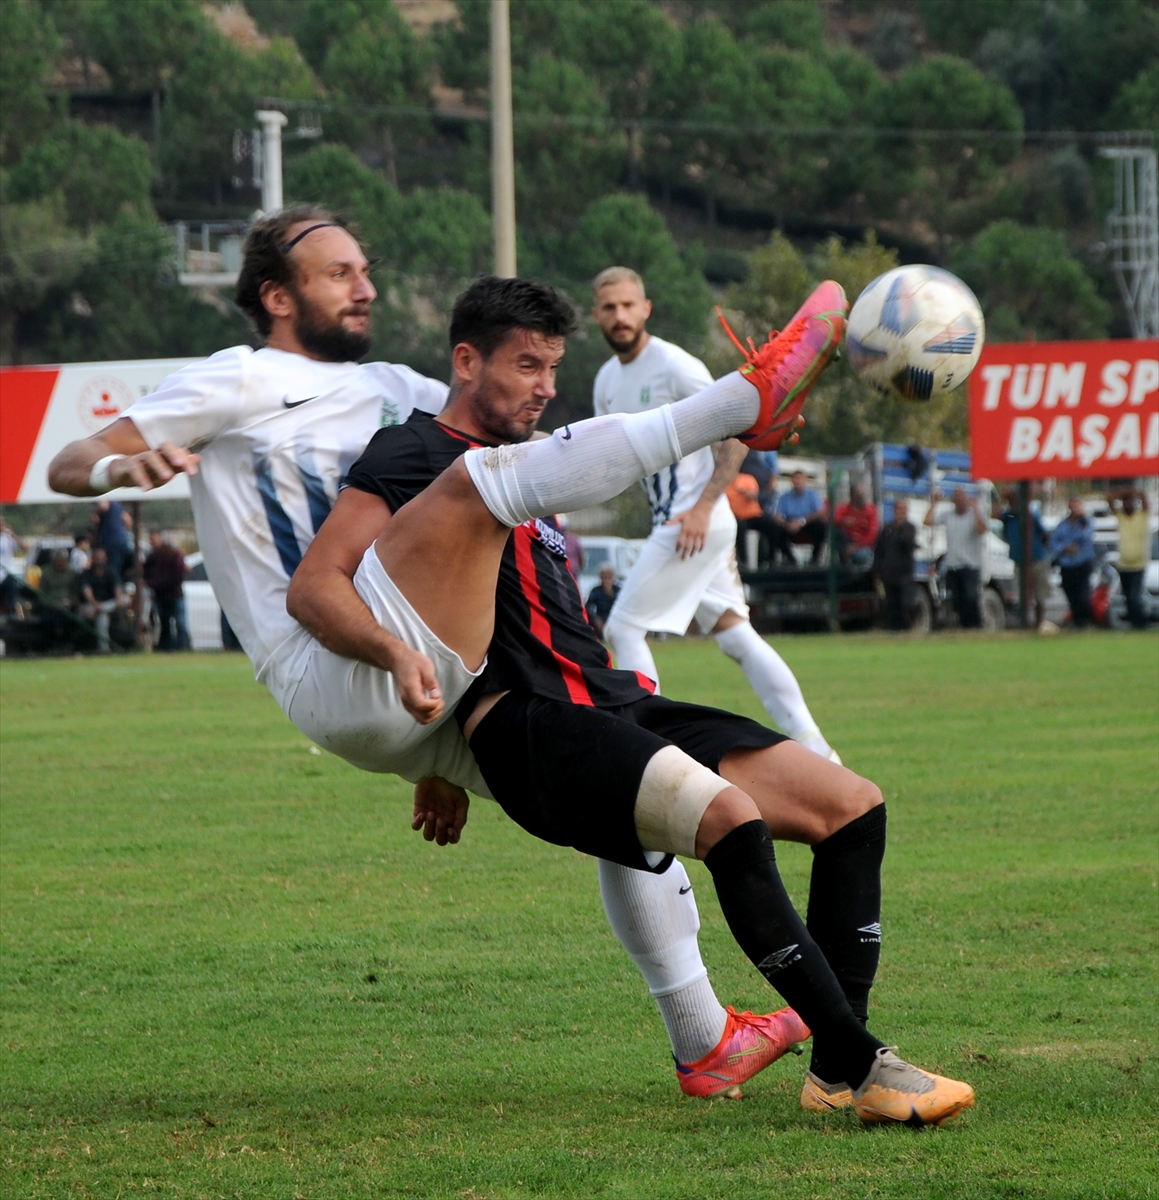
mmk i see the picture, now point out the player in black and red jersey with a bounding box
[291,277,974,1126]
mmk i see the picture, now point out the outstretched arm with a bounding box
[412,776,470,846]
[48,417,200,496]
[287,487,445,724]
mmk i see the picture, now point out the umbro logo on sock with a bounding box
[858,922,882,943]
[757,944,801,976]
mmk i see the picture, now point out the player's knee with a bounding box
[848,776,884,820]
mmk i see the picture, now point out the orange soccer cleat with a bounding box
[719,280,848,451]
[852,1047,976,1127]
[676,1005,810,1099]
[800,1070,855,1113]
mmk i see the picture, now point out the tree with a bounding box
[0,192,92,362]
[8,120,153,228]
[868,56,1023,236]
[949,219,1110,342]
[321,6,431,187]
[0,0,59,165]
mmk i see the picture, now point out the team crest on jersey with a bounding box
[528,517,567,557]
[379,398,400,427]
[640,384,651,406]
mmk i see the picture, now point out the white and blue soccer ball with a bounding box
[845,265,985,402]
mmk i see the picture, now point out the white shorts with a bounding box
[283,546,492,796]
[610,495,749,635]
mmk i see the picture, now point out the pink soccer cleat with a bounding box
[719,280,848,451]
[676,1005,811,1099]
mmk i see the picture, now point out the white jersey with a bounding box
[126,346,447,704]
[593,335,715,524]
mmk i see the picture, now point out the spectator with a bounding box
[1,517,24,617]
[924,487,988,628]
[37,548,79,650]
[728,471,778,568]
[586,566,620,639]
[94,499,132,584]
[875,499,917,630]
[142,530,189,651]
[78,547,125,652]
[1050,497,1096,629]
[994,487,1053,631]
[70,532,92,573]
[1107,485,1151,630]
[772,470,828,564]
[740,449,778,500]
[834,482,879,569]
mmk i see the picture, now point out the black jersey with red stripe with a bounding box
[343,411,654,715]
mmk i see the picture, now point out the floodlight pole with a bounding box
[490,0,517,277]
[256,110,287,215]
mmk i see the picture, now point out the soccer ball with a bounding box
[845,265,985,402]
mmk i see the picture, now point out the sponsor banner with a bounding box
[0,359,200,503]
[968,339,1159,480]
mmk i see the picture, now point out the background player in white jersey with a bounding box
[48,207,828,1097]
[593,266,840,765]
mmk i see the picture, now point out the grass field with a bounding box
[2,633,1157,1199]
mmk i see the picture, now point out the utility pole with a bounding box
[490,0,517,277]
[255,110,287,215]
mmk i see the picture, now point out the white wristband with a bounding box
[89,455,121,493]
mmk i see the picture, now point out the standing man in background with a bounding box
[1107,485,1150,630]
[924,487,987,628]
[1050,497,1096,629]
[591,266,840,764]
[995,487,1053,632]
[142,530,189,651]
[875,500,916,631]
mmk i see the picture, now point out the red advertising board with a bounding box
[968,338,1159,480]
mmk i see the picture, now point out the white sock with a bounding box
[597,858,727,1064]
[714,622,833,754]
[465,374,759,527]
[604,617,660,691]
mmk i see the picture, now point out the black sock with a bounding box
[704,820,882,1090]
[806,803,887,1082]
[808,804,886,1024]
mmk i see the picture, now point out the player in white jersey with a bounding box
[47,208,832,1097]
[592,267,840,763]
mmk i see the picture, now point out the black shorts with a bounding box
[468,693,789,872]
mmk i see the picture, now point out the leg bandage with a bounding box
[714,621,826,747]
[604,616,660,688]
[634,745,729,860]
[463,373,760,529]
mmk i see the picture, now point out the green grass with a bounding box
[2,633,1157,1199]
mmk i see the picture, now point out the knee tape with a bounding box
[635,744,729,859]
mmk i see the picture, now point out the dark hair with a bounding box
[235,204,351,337]
[449,276,578,359]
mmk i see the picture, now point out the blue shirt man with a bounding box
[1050,497,1096,628]
[772,470,828,565]
[775,475,824,523]
[1049,504,1095,568]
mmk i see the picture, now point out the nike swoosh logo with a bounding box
[561,426,572,440]
[283,395,318,408]
[678,885,692,895]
